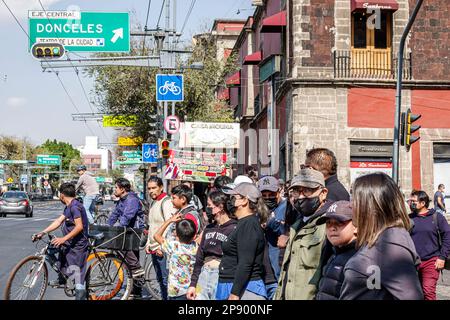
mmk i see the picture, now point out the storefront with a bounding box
[349,141,393,184]
[433,143,450,209]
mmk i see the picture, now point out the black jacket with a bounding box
[316,241,357,300]
[218,214,265,297]
[325,175,350,202]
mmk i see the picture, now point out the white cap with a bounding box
[234,175,253,186]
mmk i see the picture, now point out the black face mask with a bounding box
[293,197,321,217]
[226,197,237,215]
[410,203,418,212]
[205,207,215,223]
[264,198,278,211]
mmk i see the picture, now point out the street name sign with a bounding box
[103,115,137,127]
[37,155,61,166]
[0,160,28,164]
[118,136,143,146]
[28,11,130,52]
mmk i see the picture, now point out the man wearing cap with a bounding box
[315,201,357,300]
[75,165,100,224]
[274,168,333,300]
[257,176,287,283]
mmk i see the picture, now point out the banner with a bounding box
[103,115,137,127]
[179,122,240,149]
[350,161,392,183]
[164,150,228,183]
[118,136,143,146]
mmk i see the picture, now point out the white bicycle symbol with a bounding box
[158,81,181,96]
[144,149,157,159]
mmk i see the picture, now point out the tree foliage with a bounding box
[87,34,238,143]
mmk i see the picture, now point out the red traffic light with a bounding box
[161,140,170,149]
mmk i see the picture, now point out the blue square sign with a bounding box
[142,143,158,164]
[156,74,184,102]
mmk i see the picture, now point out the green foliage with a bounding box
[87,35,238,142]
[35,139,81,171]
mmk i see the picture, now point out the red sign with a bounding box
[350,161,392,169]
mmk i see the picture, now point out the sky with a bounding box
[0,0,254,148]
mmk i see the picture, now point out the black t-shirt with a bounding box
[218,214,265,297]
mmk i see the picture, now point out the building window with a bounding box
[352,11,392,50]
[353,12,367,49]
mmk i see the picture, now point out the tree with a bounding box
[0,135,35,183]
[87,33,238,143]
[35,139,82,171]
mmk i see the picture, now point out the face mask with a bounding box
[409,202,417,212]
[293,197,321,217]
[205,207,215,223]
[226,197,238,215]
[264,198,278,211]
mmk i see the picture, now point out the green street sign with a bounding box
[114,159,142,165]
[28,11,130,52]
[37,155,61,166]
[96,176,105,183]
[122,151,142,159]
[0,160,28,164]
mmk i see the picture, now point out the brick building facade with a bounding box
[226,0,450,203]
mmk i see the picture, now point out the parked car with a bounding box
[0,191,33,218]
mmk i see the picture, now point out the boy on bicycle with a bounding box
[32,183,89,300]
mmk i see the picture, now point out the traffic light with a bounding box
[161,139,170,159]
[31,43,65,60]
[401,108,421,152]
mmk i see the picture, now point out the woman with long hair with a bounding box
[186,191,237,300]
[340,172,423,300]
[216,182,268,300]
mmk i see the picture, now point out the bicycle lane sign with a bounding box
[156,74,184,102]
[142,143,158,163]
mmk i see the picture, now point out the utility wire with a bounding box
[156,0,166,30]
[2,0,98,138]
[37,0,110,141]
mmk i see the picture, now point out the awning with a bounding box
[225,71,240,86]
[217,87,230,100]
[351,0,399,11]
[260,10,287,33]
[243,51,262,65]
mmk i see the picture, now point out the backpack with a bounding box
[433,212,450,270]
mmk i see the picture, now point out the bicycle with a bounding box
[142,250,162,300]
[158,81,181,96]
[94,208,111,225]
[4,230,135,300]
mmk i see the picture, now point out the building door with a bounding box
[433,160,450,210]
[351,11,392,77]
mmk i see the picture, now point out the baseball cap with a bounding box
[317,201,353,225]
[223,182,262,203]
[289,168,325,189]
[234,175,253,185]
[257,176,280,192]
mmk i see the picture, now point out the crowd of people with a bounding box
[33,148,450,300]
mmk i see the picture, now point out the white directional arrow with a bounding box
[111,28,124,43]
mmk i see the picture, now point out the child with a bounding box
[315,200,357,300]
[154,213,198,300]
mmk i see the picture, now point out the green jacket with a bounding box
[274,210,328,300]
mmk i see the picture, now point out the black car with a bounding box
[0,191,33,218]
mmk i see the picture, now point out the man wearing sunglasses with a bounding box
[275,167,333,300]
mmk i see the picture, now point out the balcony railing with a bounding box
[334,50,412,80]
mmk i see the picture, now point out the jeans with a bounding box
[169,294,187,300]
[265,283,278,300]
[195,265,219,300]
[83,194,96,224]
[418,256,440,300]
[152,253,169,300]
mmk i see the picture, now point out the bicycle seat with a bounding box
[88,232,105,241]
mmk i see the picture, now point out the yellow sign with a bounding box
[118,136,143,146]
[7,177,13,183]
[102,115,137,127]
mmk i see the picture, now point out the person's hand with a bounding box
[51,237,67,247]
[228,294,240,300]
[155,249,164,257]
[169,213,183,223]
[186,287,196,300]
[435,258,446,270]
[277,234,290,249]
[145,245,152,254]
[31,232,46,242]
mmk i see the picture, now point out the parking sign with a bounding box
[156,74,184,102]
[142,143,158,163]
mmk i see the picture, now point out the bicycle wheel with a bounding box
[94,213,109,225]
[144,257,162,300]
[86,253,132,300]
[4,256,48,300]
